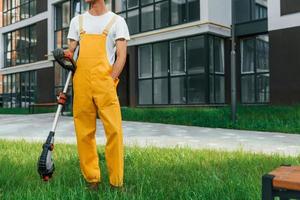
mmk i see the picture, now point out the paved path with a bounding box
[0,113,300,156]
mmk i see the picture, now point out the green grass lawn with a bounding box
[0,140,299,200]
[121,105,300,133]
[2,104,300,133]
[0,107,57,114]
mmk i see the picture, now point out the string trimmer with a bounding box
[37,48,76,181]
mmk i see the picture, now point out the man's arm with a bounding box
[111,38,127,80]
[66,39,78,55]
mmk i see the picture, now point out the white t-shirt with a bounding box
[67,11,130,65]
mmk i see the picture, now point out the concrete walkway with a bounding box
[0,113,300,156]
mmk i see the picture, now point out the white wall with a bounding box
[268,0,300,31]
[207,0,232,27]
[129,0,232,46]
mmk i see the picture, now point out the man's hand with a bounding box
[111,38,127,80]
[63,49,74,59]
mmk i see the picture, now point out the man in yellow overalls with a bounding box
[66,0,130,190]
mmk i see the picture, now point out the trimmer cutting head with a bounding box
[37,131,55,181]
[53,48,77,72]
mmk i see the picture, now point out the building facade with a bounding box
[268,0,300,104]
[0,0,299,109]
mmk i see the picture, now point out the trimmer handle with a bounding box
[53,48,77,72]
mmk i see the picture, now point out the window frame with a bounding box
[2,0,37,26]
[137,34,226,106]
[3,24,36,68]
[208,35,225,104]
[54,0,89,49]
[240,35,270,104]
[113,0,200,35]
[2,71,37,108]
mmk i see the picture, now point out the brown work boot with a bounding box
[110,183,125,192]
[87,182,99,191]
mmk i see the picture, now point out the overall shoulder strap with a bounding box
[79,15,84,34]
[103,14,118,36]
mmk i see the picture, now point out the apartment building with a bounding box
[268,0,300,104]
[0,0,50,108]
[0,0,299,109]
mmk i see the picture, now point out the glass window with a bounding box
[187,75,205,104]
[81,0,90,13]
[255,2,267,20]
[215,76,225,103]
[6,52,11,67]
[29,46,37,62]
[256,35,269,73]
[62,1,70,28]
[256,74,269,103]
[141,0,153,6]
[7,75,11,93]
[154,78,168,104]
[73,0,81,16]
[29,0,36,16]
[139,79,153,104]
[62,29,69,49]
[114,0,199,34]
[170,39,185,75]
[127,0,138,9]
[241,35,269,104]
[11,74,16,107]
[209,36,225,104]
[2,72,36,108]
[11,51,17,66]
[56,0,87,53]
[209,37,214,73]
[20,3,29,20]
[55,31,62,48]
[141,5,154,32]
[3,0,7,11]
[241,75,255,103]
[234,0,251,23]
[138,45,152,78]
[29,71,37,105]
[235,0,267,23]
[171,77,186,104]
[3,0,37,26]
[11,31,16,51]
[153,42,168,77]
[155,1,169,29]
[241,39,255,73]
[30,26,37,46]
[209,75,214,103]
[4,24,37,68]
[214,38,224,73]
[138,35,225,106]
[56,4,63,30]
[3,76,8,93]
[4,33,11,52]
[20,72,30,108]
[188,0,200,21]
[3,75,11,108]
[116,0,127,12]
[171,0,186,25]
[127,9,139,34]
[187,36,205,74]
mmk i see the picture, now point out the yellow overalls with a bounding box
[73,14,123,187]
